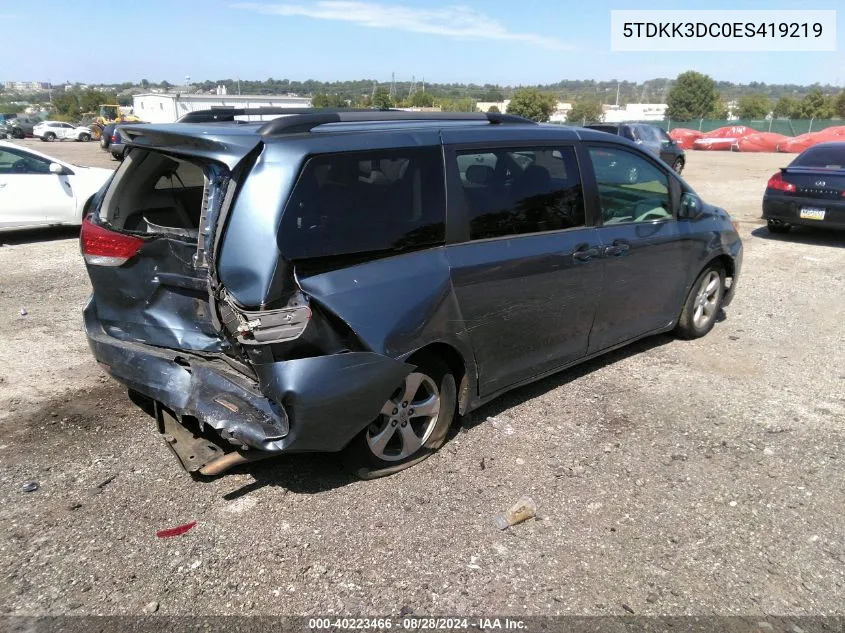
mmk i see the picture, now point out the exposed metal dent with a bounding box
[86,302,290,454]
[86,299,413,457]
[254,352,414,453]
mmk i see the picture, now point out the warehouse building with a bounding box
[131,92,313,123]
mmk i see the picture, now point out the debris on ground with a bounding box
[156,521,198,538]
[21,481,38,493]
[494,495,537,530]
[142,601,159,614]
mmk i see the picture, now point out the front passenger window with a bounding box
[588,147,672,225]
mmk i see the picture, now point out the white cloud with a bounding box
[232,2,571,50]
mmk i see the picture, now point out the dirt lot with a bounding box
[1,141,844,617]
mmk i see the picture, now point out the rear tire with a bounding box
[672,157,684,174]
[78,133,91,142]
[767,219,791,234]
[342,353,456,479]
[675,263,725,340]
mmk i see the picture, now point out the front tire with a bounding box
[675,263,725,339]
[767,219,791,234]
[12,128,24,139]
[43,132,56,142]
[672,157,684,174]
[342,354,456,479]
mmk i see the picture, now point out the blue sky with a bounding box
[2,0,842,86]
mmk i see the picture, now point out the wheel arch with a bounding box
[406,341,475,416]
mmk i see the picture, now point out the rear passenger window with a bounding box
[280,147,445,260]
[588,147,672,224]
[456,146,585,240]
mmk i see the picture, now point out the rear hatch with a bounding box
[81,129,261,356]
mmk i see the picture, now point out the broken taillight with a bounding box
[80,217,144,266]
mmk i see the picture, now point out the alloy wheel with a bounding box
[693,270,721,329]
[366,372,441,462]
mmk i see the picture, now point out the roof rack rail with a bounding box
[177,106,329,123]
[257,110,535,136]
[175,106,536,132]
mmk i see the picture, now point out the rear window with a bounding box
[279,147,445,260]
[791,146,845,170]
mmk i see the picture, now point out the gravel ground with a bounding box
[0,141,843,617]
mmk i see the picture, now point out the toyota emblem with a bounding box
[815,180,826,187]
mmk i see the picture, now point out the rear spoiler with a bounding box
[119,125,262,170]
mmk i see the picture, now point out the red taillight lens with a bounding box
[111,134,117,142]
[80,217,144,266]
[767,171,796,193]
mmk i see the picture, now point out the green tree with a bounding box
[773,96,799,118]
[836,92,845,118]
[79,89,113,113]
[372,88,393,109]
[796,89,833,118]
[140,79,150,90]
[480,89,504,102]
[736,94,771,119]
[710,98,730,119]
[437,98,475,112]
[565,100,603,124]
[666,71,719,120]
[487,105,500,113]
[410,91,434,107]
[506,89,557,122]
[160,80,172,91]
[52,93,81,118]
[312,93,331,108]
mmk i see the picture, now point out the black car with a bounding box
[79,109,741,479]
[108,123,148,160]
[587,123,686,174]
[5,116,39,139]
[763,142,845,233]
[99,123,117,150]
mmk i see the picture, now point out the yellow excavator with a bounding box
[86,104,143,141]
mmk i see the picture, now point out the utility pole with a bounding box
[390,72,395,99]
[615,82,620,107]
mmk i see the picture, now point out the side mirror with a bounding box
[679,192,702,219]
[49,163,65,175]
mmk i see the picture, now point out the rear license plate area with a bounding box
[799,207,826,221]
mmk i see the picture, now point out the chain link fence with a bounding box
[554,118,844,136]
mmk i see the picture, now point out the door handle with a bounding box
[604,239,631,257]
[572,246,599,262]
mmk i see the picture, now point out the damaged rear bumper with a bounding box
[84,299,413,461]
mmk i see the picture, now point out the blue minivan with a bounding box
[79,109,742,478]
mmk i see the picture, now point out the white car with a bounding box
[0,141,113,232]
[33,120,93,142]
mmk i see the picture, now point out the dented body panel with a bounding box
[81,116,743,474]
[85,299,413,454]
